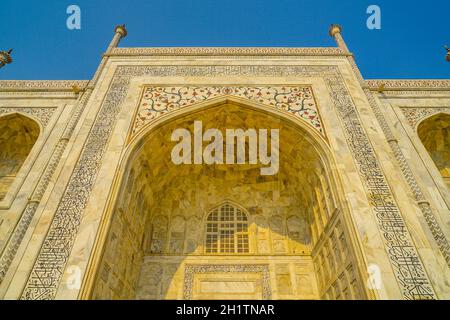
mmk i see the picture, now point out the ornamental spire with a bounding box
[0,49,13,69]
[328,24,350,53]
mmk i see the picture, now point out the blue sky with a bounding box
[0,0,449,80]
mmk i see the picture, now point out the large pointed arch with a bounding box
[82,99,366,300]
[128,95,329,155]
[0,113,40,200]
[417,113,450,189]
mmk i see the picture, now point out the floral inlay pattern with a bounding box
[134,86,322,136]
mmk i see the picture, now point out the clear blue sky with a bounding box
[0,0,449,80]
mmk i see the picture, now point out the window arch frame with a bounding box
[0,112,41,204]
[204,201,250,254]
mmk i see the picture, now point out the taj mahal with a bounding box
[0,24,450,300]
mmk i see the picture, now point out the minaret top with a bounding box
[0,49,13,69]
[328,24,343,37]
[114,24,128,38]
[328,24,350,53]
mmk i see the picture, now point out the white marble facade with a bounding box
[0,26,450,300]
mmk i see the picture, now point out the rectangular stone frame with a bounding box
[183,264,271,300]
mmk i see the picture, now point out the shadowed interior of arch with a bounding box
[418,113,450,189]
[90,103,364,300]
[0,113,40,200]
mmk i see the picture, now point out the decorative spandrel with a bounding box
[133,86,323,138]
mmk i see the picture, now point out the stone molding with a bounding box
[109,47,347,56]
[366,80,450,91]
[0,81,89,92]
[1,78,448,94]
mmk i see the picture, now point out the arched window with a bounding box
[0,113,39,200]
[418,113,450,188]
[205,203,249,254]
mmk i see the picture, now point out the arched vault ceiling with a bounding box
[127,104,326,222]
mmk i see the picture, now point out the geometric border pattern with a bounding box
[0,81,89,91]
[366,80,450,90]
[20,64,436,300]
[110,47,346,57]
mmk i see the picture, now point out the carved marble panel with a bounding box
[183,264,271,300]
